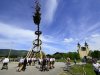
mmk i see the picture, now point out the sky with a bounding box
[0,0,100,54]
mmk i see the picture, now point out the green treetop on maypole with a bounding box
[33,0,41,25]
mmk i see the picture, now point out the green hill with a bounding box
[0,49,28,57]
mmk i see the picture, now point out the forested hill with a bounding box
[0,49,28,57]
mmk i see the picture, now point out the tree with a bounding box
[51,52,80,60]
[66,52,80,60]
[90,50,100,59]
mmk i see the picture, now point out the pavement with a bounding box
[0,62,65,75]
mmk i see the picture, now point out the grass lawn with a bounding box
[60,64,96,75]
[56,59,81,63]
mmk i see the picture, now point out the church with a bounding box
[77,42,90,59]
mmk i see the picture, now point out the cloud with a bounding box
[0,22,64,53]
[64,38,74,43]
[0,22,59,45]
[86,23,100,33]
[91,34,100,38]
[84,34,100,50]
[43,0,58,24]
[0,22,35,49]
[42,43,66,54]
[41,35,61,45]
[0,23,35,40]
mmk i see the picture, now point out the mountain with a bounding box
[0,49,28,57]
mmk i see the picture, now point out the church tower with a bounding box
[84,41,89,57]
[77,42,81,50]
[77,42,90,59]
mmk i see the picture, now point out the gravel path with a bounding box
[0,62,65,75]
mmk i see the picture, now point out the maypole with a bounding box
[26,0,43,59]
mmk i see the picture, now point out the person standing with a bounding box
[41,58,46,71]
[65,57,71,71]
[52,58,55,68]
[1,57,9,70]
[50,58,53,69]
[92,59,100,75]
[39,58,43,71]
[74,58,76,64]
[22,58,27,71]
[17,57,24,72]
[66,57,70,65]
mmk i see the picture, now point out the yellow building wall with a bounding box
[78,48,89,58]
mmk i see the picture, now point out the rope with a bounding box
[8,49,12,58]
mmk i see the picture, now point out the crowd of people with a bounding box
[0,57,56,72]
[17,57,56,72]
[0,57,100,75]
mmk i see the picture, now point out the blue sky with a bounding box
[0,0,100,54]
